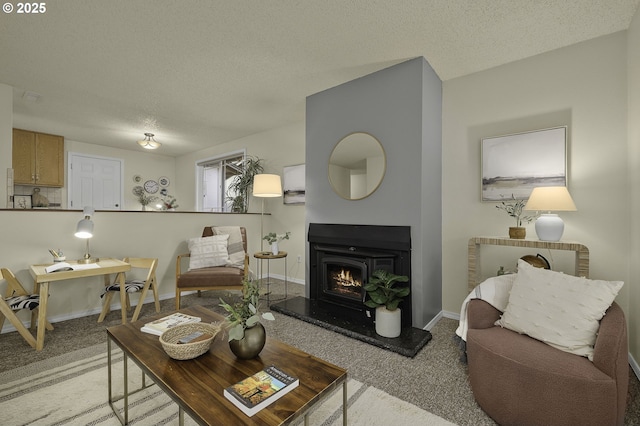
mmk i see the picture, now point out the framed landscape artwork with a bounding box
[481,126,567,202]
[283,164,305,205]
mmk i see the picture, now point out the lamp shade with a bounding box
[524,186,577,212]
[75,218,93,238]
[253,174,282,197]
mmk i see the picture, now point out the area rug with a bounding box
[0,342,456,426]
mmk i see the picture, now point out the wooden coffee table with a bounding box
[106,305,348,425]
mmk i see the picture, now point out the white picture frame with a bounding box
[481,126,567,201]
[283,164,305,205]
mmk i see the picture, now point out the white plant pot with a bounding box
[375,306,402,338]
[271,242,279,255]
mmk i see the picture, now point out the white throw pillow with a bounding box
[187,234,230,271]
[495,259,623,360]
[213,226,246,269]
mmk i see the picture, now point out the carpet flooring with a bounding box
[1,280,639,425]
[0,345,455,425]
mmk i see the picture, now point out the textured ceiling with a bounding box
[1,0,638,157]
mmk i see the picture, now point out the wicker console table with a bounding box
[468,237,589,291]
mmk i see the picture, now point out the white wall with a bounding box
[0,84,12,207]
[442,32,630,321]
[64,139,177,210]
[627,8,640,363]
[0,210,263,327]
[174,122,307,283]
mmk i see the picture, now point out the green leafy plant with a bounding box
[496,194,538,227]
[219,279,275,341]
[225,156,264,213]
[363,269,410,311]
[262,231,290,244]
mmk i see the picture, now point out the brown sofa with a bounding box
[175,226,249,309]
[466,299,628,426]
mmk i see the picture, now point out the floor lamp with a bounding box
[252,174,282,252]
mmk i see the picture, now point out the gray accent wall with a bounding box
[305,57,442,327]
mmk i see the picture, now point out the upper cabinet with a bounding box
[12,128,64,187]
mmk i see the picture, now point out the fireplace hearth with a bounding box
[270,223,432,357]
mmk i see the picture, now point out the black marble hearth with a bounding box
[270,296,432,358]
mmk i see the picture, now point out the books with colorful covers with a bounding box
[224,365,299,417]
[140,312,201,336]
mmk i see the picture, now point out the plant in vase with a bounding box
[219,278,275,359]
[496,194,538,239]
[262,231,290,255]
[363,269,410,338]
[133,186,157,211]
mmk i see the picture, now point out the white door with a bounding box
[68,153,123,210]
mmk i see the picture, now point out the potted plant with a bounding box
[496,194,538,239]
[225,156,264,213]
[262,231,290,255]
[219,279,275,359]
[363,269,410,338]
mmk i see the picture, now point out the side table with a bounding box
[253,251,288,304]
[468,236,589,291]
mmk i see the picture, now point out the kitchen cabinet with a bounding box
[12,128,64,187]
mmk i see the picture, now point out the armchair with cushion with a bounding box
[465,260,628,426]
[175,226,249,309]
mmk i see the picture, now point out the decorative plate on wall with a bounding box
[132,186,144,196]
[158,176,170,187]
[132,174,143,183]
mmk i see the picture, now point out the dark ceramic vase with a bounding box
[229,322,266,359]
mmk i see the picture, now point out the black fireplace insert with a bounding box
[308,223,412,328]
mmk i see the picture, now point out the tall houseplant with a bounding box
[225,156,264,213]
[364,269,410,338]
[219,278,274,359]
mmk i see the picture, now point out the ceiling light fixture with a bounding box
[137,132,161,149]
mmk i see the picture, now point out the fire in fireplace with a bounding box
[308,223,412,328]
[322,256,367,304]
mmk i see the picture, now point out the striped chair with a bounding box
[0,268,52,349]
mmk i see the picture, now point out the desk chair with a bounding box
[98,257,159,323]
[0,268,52,349]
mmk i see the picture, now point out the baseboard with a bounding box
[255,273,305,286]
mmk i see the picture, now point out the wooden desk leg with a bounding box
[35,281,49,351]
[30,280,40,331]
[118,272,127,324]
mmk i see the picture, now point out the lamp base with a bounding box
[535,214,565,242]
[77,256,99,264]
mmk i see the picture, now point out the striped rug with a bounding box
[0,343,455,425]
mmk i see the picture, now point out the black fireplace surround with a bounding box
[308,223,412,328]
[270,223,432,357]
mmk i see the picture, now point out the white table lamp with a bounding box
[75,206,99,263]
[253,174,282,251]
[524,186,577,242]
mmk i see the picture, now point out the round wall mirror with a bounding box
[328,132,386,200]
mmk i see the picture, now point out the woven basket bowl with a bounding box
[160,323,221,360]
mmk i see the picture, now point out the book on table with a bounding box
[140,312,201,336]
[224,365,299,417]
[44,262,101,273]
